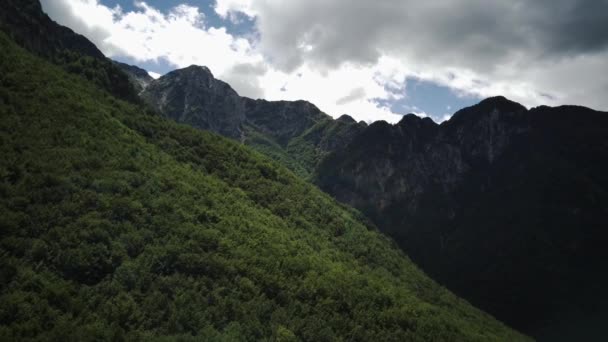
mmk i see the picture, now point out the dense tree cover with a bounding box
[285,116,365,177]
[242,125,311,179]
[244,117,365,181]
[0,33,528,341]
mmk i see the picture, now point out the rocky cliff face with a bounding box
[142,65,247,139]
[243,99,329,144]
[115,61,154,93]
[316,97,608,340]
[315,97,528,218]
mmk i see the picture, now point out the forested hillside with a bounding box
[0,31,528,341]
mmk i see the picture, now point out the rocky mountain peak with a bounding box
[179,64,214,77]
[398,114,438,129]
[161,64,223,88]
[141,64,245,138]
[449,96,527,124]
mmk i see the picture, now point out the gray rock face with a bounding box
[142,65,246,139]
[317,97,529,217]
[115,61,154,93]
[243,99,329,144]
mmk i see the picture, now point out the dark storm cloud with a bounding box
[248,0,608,73]
[530,0,608,55]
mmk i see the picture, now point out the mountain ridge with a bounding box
[133,64,366,178]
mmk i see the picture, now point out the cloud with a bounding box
[148,71,161,79]
[217,0,608,111]
[214,0,256,20]
[220,62,267,98]
[336,87,366,105]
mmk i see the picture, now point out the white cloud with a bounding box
[216,0,608,112]
[257,57,407,123]
[214,0,256,20]
[148,71,161,79]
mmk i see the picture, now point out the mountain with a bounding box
[131,57,608,339]
[0,2,528,341]
[140,66,365,178]
[0,0,139,103]
[8,1,605,340]
[315,96,608,340]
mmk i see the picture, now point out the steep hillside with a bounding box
[140,66,364,178]
[0,0,139,103]
[0,31,528,341]
[315,97,608,340]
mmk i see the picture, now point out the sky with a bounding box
[40,0,608,123]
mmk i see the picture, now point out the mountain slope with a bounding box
[0,31,528,341]
[315,96,608,340]
[0,0,139,103]
[141,66,365,178]
[121,46,607,341]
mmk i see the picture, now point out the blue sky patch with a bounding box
[377,78,481,122]
[99,0,255,37]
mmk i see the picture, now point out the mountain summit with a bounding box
[142,65,247,138]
